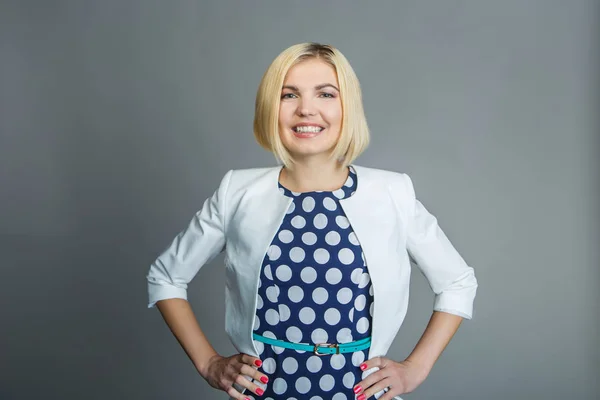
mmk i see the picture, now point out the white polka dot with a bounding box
[279,187,285,194]
[319,374,335,391]
[313,213,328,229]
[310,397,324,400]
[265,309,279,325]
[266,286,279,303]
[333,189,345,199]
[325,231,341,246]
[342,371,355,389]
[271,345,285,354]
[324,308,341,325]
[336,288,352,304]
[279,304,290,322]
[282,357,298,374]
[369,285,374,296]
[357,317,370,334]
[332,394,347,400]
[314,248,330,264]
[254,340,264,355]
[262,357,276,374]
[295,377,311,394]
[344,176,354,187]
[358,273,371,289]
[330,354,346,370]
[348,232,360,245]
[268,245,281,261]
[312,287,328,304]
[258,278,262,288]
[302,232,317,245]
[323,197,337,211]
[370,302,374,317]
[273,378,287,395]
[300,267,317,284]
[354,294,366,311]
[311,328,328,344]
[325,268,342,285]
[336,216,350,229]
[306,355,323,373]
[257,295,264,309]
[291,191,301,196]
[337,328,353,343]
[290,247,305,263]
[350,268,362,284]
[361,252,366,266]
[352,351,365,367]
[286,326,303,342]
[253,315,260,330]
[275,265,292,282]
[291,215,306,229]
[288,286,304,303]
[299,307,316,324]
[278,230,294,244]
[349,308,354,322]
[302,196,315,212]
[262,330,276,339]
[264,265,273,280]
[338,248,355,265]
[286,201,296,214]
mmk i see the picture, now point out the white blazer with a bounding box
[147,164,477,396]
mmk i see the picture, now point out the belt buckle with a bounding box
[313,342,339,356]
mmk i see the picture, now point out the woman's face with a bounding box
[278,58,342,162]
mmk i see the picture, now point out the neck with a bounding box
[279,158,349,193]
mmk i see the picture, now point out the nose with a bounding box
[296,97,317,117]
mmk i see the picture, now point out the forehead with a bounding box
[283,58,338,85]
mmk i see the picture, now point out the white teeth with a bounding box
[294,126,323,133]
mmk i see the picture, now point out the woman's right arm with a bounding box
[147,171,270,398]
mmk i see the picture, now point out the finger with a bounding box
[240,363,270,385]
[354,366,387,396]
[240,353,263,368]
[358,376,393,400]
[225,385,250,400]
[233,373,266,397]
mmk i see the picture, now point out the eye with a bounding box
[319,92,336,98]
[281,93,297,99]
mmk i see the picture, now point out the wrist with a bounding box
[404,357,433,379]
[196,352,220,378]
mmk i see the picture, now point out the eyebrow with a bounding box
[282,83,340,92]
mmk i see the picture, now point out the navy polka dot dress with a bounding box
[251,166,376,399]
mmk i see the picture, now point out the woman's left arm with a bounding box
[353,311,463,400]
[354,174,478,399]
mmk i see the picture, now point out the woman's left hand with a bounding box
[352,357,430,400]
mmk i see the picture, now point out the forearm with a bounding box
[156,298,219,377]
[405,310,463,377]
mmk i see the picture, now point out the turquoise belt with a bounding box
[253,333,371,356]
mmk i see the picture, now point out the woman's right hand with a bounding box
[200,353,269,399]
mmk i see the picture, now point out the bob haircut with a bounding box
[253,42,370,168]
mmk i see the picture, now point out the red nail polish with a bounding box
[260,376,269,384]
[360,363,367,371]
[357,394,366,400]
[254,359,262,367]
[256,387,264,396]
[353,385,362,394]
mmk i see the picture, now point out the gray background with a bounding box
[1,1,598,399]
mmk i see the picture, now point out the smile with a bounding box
[292,125,325,136]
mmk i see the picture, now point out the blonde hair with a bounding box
[253,42,370,168]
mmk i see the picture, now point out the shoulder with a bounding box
[215,165,281,194]
[353,164,414,197]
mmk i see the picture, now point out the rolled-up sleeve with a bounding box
[146,170,233,308]
[403,173,478,319]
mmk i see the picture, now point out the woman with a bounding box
[147,43,478,400]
